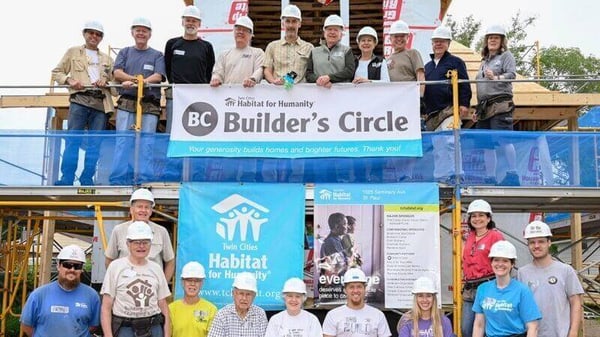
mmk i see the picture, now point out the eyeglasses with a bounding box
[128,239,151,246]
[61,261,84,270]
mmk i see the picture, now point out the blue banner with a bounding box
[177,182,305,309]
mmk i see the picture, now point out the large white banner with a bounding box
[168,83,422,158]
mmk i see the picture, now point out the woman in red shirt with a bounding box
[461,199,504,337]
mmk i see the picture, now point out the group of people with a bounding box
[51,2,522,187]
[18,187,587,337]
[460,199,584,337]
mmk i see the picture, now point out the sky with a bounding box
[0,0,598,129]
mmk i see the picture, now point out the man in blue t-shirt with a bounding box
[110,17,166,185]
[21,245,100,337]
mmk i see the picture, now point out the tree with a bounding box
[536,46,600,93]
[445,14,481,49]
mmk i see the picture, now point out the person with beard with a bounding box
[164,5,215,134]
[208,272,268,337]
[262,4,313,182]
[20,245,100,337]
[265,277,322,337]
[105,188,175,281]
[101,221,171,337]
[322,268,391,337]
[169,261,217,337]
[517,221,583,337]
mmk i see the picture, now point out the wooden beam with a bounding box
[514,107,578,120]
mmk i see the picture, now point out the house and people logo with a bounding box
[211,194,270,242]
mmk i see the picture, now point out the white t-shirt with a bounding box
[322,304,392,337]
[265,309,323,337]
[100,257,171,318]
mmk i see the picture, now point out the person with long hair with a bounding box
[473,241,541,337]
[398,276,454,337]
[473,24,519,186]
[461,199,504,337]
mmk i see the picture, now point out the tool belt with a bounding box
[475,94,513,121]
[117,94,161,114]
[424,105,454,131]
[70,90,106,100]
[462,275,495,302]
[112,313,164,337]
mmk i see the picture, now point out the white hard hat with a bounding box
[57,244,86,263]
[389,20,410,35]
[282,277,306,294]
[281,4,302,20]
[233,272,257,293]
[182,5,202,20]
[130,188,155,207]
[489,240,517,259]
[131,17,152,30]
[485,24,506,36]
[181,261,206,278]
[126,221,153,240]
[467,199,492,215]
[356,26,378,44]
[83,20,104,34]
[323,14,344,29]
[411,276,437,294]
[342,268,368,285]
[523,220,552,239]
[235,16,254,34]
[431,26,452,40]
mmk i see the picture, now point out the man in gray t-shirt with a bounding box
[517,221,584,337]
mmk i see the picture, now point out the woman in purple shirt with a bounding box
[398,276,455,337]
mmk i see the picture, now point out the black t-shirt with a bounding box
[164,37,215,84]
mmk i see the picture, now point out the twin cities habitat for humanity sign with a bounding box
[176,182,305,309]
[168,83,422,158]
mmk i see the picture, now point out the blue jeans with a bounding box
[109,109,158,185]
[462,299,475,337]
[59,103,107,184]
[117,324,163,337]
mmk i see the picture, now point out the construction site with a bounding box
[1,0,600,336]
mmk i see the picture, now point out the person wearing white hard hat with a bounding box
[397,276,454,337]
[264,277,322,337]
[208,272,268,337]
[306,14,355,88]
[473,24,520,186]
[164,5,215,134]
[105,188,175,281]
[472,240,541,337]
[52,20,115,186]
[323,268,391,337]
[461,199,504,337]
[211,15,264,88]
[352,26,390,84]
[422,25,472,185]
[109,17,166,186]
[101,221,171,337]
[263,4,313,85]
[517,221,583,337]
[21,245,100,337]
[169,261,217,337]
[386,19,424,86]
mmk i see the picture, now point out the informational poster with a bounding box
[313,183,440,309]
[169,83,421,158]
[177,182,305,309]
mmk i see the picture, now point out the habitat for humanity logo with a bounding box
[319,189,351,201]
[211,194,270,242]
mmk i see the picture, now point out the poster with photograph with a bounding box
[313,183,439,309]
